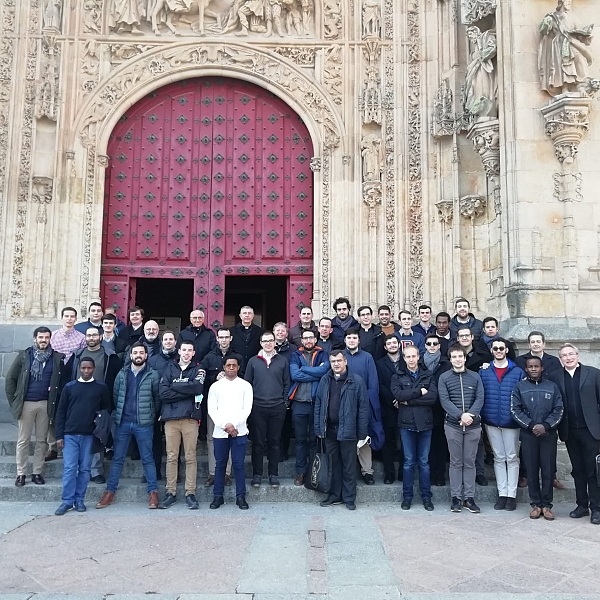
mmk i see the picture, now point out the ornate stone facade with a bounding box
[0,0,599,355]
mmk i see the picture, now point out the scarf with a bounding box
[335,317,353,333]
[31,347,52,381]
[482,333,499,348]
[423,350,441,372]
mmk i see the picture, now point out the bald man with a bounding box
[178,310,217,364]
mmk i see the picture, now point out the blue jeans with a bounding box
[292,401,315,475]
[107,421,157,493]
[400,428,432,500]
[214,435,247,498]
[62,434,94,504]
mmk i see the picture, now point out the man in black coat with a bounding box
[230,305,264,364]
[548,344,600,525]
[177,309,217,364]
[515,331,561,376]
[118,306,145,347]
[376,334,405,484]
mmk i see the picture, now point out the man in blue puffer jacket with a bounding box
[479,337,525,511]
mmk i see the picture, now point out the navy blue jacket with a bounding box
[390,368,437,432]
[288,346,330,401]
[314,370,369,441]
[330,315,359,347]
[479,360,525,428]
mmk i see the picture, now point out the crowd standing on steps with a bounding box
[4,296,600,525]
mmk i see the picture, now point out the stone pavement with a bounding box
[0,501,599,599]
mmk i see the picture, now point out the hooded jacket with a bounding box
[479,359,525,429]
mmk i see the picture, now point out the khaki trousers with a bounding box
[17,401,49,476]
[207,414,231,477]
[165,419,198,496]
[358,442,373,475]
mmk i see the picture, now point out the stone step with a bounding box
[0,476,577,504]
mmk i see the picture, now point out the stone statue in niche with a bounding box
[108,0,145,34]
[362,0,380,38]
[464,26,498,118]
[538,0,594,97]
[361,134,384,183]
[43,0,62,31]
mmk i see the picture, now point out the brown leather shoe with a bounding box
[553,478,566,490]
[96,491,115,509]
[294,473,305,486]
[148,491,159,509]
[542,507,555,521]
[529,506,542,519]
[44,450,58,462]
[518,477,528,488]
[205,475,215,487]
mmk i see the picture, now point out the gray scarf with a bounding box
[423,350,441,372]
[31,347,53,381]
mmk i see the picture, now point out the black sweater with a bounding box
[245,354,291,407]
[55,380,111,438]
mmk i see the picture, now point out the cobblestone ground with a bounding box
[0,501,599,599]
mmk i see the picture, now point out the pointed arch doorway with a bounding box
[100,77,314,330]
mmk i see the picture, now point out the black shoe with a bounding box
[591,510,600,525]
[450,497,462,512]
[383,474,395,484]
[494,496,508,510]
[251,474,262,488]
[75,501,87,512]
[210,496,224,509]
[130,451,140,461]
[505,497,517,511]
[463,497,481,513]
[363,473,375,485]
[433,477,445,487]
[346,502,356,511]
[31,474,45,485]
[156,472,163,482]
[236,495,249,510]
[185,494,199,510]
[570,506,590,519]
[401,498,412,510]
[484,452,494,466]
[475,475,488,487]
[423,498,434,511]
[140,475,147,483]
[397,471,403,482]
[55,503,74,516]
[269,475,280,488]
[158,493,177,509]
[15,475,26,487]
[105,449,114,460]
[320,497,343,507]
[90,475,105,484]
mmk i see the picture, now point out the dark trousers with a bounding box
[565,427,600,511]
[292,401,315,475]
[429,423,448,483]
[400,428,433,500]
[280,407,293,460]
[520,429,557,508]
[325,427,358,503]
[214,435,247,498]
[129,419,164,476]
[381,425,401,479]
[249,403,286,477]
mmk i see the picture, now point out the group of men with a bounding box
[4,297,600,523]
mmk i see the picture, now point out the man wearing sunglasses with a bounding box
[479,339,525,511]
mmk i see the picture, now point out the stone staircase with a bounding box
[0,422,577,506]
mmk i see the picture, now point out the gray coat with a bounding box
[437,368,484,430]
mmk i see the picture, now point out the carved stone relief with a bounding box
[36,35,60,121]
[467,118,500,177]
[553,170,583,203]
[362,0,380,39]
[361,40,381,125]
[538,1,596,98]
[363,181,382,228]
[323,0,342,40]
[42,0,62,32]
[461,0,496,25]
[83,0,102,35]
[431,78,455,138]
[273,46,315,66]
[459,194,486,219]
[32,176,53,223]
[464,26,497,119]
[436,200,454,226]
[361,134,384,183]
[323,45,342,106]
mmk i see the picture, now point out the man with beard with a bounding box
[377,305,401,337]
[6,327,65,487]
[96,343,161,509]
[177,309,217,364]
[449,298,484,343]
[148,330,179,377]
[331,297,359,348]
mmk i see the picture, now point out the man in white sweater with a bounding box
[207,353,253,509]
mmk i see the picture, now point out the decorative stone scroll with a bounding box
[323,45,342,106]
[363,181,382,228]
[78,42,342,152]
[272,46,316,66]
[323,0,342,39]
[431,78,455,138]
[362,39,381,125]
[461,0,496,25]
[541,95,590,164]
[36,35,60,121]
[32,176,53,223]
[467,118,500,177]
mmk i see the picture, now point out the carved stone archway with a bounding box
[69,41,346,318]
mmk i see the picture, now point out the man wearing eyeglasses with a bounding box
[177,309,217,364]
[288,331,329,486]
[548,344,600,525]
[245,332,291,489]
[479,338,525,511]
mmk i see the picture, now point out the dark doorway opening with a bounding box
[135,278,194,337]
[224,276,288,330]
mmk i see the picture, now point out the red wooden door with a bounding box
[101,78,314,327]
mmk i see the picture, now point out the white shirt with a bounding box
[208,377,253,438]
